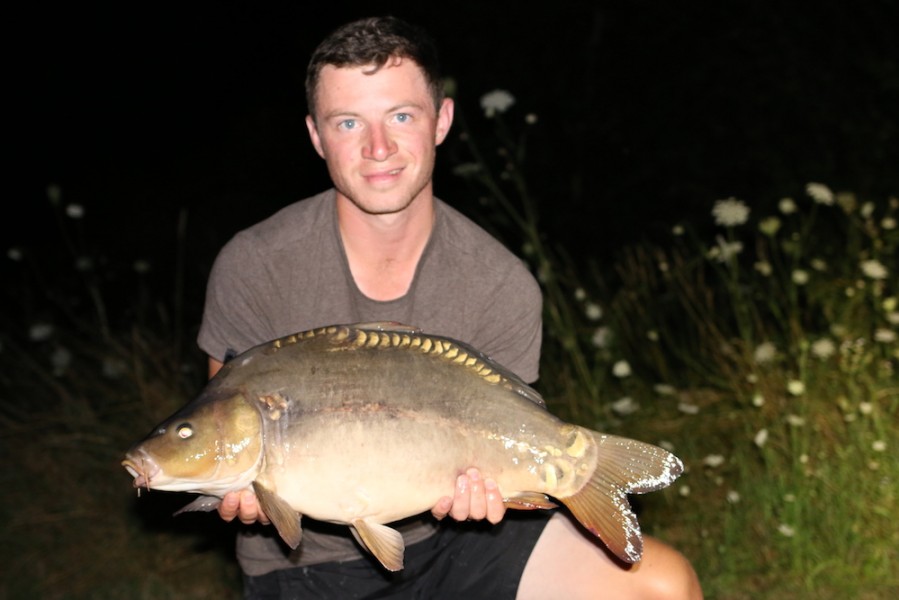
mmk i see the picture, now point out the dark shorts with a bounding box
[243,511,553,600]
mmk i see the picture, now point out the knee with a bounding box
[638,537,703,600]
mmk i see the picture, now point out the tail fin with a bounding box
[560,432,683,563]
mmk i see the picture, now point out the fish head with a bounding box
[122,389,263,497]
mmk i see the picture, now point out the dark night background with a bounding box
[8,0,899,329]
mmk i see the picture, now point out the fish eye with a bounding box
[176,423,194,439]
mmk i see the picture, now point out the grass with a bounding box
[2,104,897,598]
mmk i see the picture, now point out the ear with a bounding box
[305,115,326,159]
[435,98,454,146]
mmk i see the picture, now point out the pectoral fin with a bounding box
[253,481,303,549]
[173,495,222,515]
[350,517,405,572]
[504,492,559,510]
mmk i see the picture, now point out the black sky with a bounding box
[10,1,899,279]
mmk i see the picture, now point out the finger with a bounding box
[484,478,506,524]
[237,490,259,525]
[467,468,487,521]
[218,492,240,522]
[431,496,453,521]
[449,473,471,521]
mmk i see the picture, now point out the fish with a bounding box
[122,322,683,571]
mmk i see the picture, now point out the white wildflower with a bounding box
[837,192,857,213]
[524,113,538,125]
[777,523,796,538]
[791,269,809,285]
[703,454,726,468]
[810,338,836,359]
[678,402,700,415]
[612,360,632,378]
[66,203,85,219]
[872,440,886,452]
[859,402,873,415]
[452,162,482,177]
[887,312,899,326]
[726,490,741,504]
[786,414,806,427]
[574,288,587,301]
[712,197,750,227]
[752,393,765,407]
[787,380,805,396]
[672,224,685,236]
[754,428,769,448]
[51,345,72,376]
[806,182,834,205]
[810,258,827,272]
[646,329,659,342]
[29,322,54,342]
[753,342,777,364]
[759,216,781,236]
[778,197,798,214]
[884,297,897,312]
[711,235,743,263]
[584,302,603,320]
[861,201,875,218]
[874,328,896,343]
[754,261,773,276]
[610,396,639,416]
[591,326,612,349]
[799,454,809,464]
[480,89,515,117]
[882,216,897,230]
[860,259,888,280]
[679,485,691,498]
[654,383,676,396]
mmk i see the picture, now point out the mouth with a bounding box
[122,455,160,490]
[364,167,404,182]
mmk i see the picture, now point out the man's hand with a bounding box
[431,468,506,524]
[218,489,271,526]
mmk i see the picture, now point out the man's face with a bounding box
[305,59,453,216]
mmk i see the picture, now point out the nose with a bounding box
[362,124,397,161]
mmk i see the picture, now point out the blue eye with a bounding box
[395,113,410,123]
[339,119,357,130]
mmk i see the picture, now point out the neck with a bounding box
[337,194,435,301]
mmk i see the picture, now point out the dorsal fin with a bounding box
[339,323,547,408]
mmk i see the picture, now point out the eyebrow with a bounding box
[322,102,427,121]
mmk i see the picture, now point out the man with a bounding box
[199,15,701,599]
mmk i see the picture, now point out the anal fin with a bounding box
[351,517,405,572]
[504,492,559,510]
[253,481,303,549]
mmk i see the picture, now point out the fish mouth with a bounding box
[122,454,160,490]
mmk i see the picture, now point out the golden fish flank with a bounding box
[123,322,683,572]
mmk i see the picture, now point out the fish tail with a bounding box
[560,432,683,564]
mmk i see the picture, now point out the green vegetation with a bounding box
[2,97,896,599]
[454,95,898,598]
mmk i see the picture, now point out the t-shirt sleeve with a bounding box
[475,261,543,385]
[197,231,280,361]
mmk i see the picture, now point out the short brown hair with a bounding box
[305,16,443,118]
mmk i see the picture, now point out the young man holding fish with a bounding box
[199,15,702,599]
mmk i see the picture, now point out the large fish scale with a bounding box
[123,323,683,572]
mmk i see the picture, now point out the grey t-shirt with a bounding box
[198,189,543,575]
